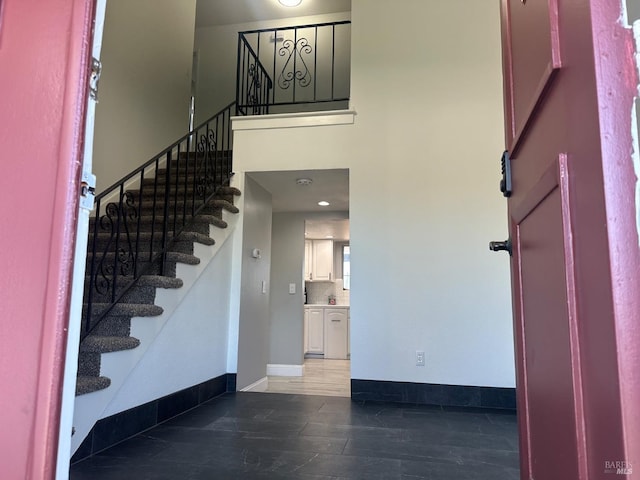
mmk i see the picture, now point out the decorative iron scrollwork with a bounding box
[196,129,218,198]
[83,101,235,339]
[278,38,313,90]
[246,63,263,108]
[93,192,138,297]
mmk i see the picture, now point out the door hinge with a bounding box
[500,150,512,197]
[89,57,102,101]
[79,171,97,211]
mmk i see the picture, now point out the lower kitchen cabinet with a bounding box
[324,308,348,359]
[307,308,324,354]
[303,308,309,354]
[304,306,349,359]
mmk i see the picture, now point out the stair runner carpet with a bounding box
[76,182,241,396]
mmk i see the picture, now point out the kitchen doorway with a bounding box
[246,169,351,397]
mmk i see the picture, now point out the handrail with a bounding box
[239,20,352,35]
[236,20,351,114]
[83,102,236,340]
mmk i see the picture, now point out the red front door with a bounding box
[0,0,94,478]
[499,1,638,479]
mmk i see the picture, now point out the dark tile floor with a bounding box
[70,392,520,480]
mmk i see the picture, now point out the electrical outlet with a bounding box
[416,350,425,366]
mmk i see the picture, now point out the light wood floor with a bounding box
[266,359,351,397]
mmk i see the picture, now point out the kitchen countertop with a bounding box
[304,304,350,308]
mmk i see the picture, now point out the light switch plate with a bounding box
[289,283,296,294]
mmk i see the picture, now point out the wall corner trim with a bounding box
[267,364,305,377]
[240,376,269,392]
[232,109,356,131]
[351,379,517,411]
[71,373,235,464]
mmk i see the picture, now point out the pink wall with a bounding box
[0,0,93,478]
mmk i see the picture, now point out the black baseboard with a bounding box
[351,379,516,410]
[72,373,237,463]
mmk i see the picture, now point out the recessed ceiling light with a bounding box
[296,178,313,186]
[278,0,302,6]
[326,235,334,239]
[318,201,330,206]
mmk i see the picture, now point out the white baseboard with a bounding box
[267,364,305,377]
[240,376,268,392]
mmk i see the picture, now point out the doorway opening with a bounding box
[244,169,350,397]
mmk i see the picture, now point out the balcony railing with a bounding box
[236,21,351,115]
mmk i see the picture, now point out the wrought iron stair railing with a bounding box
[82,101,235,339]
[236,20,351,114]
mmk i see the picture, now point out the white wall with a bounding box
[232,0,515,388]
[193,12,351,122]
[102,238,233,414]
[93,0,196,191]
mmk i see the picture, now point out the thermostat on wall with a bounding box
[251,248,261,259]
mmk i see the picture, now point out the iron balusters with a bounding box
[83,102,235,339]
[236,21,351,114]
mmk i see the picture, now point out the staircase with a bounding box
[77,103,238,396]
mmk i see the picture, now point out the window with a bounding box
[343,245,350,290]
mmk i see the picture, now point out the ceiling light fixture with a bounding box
[278,0,302,6]
[318,201,330,207]
[296,178,313,186]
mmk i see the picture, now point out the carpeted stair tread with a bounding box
[167,252,200,265]
[135,214,222,226]
[137,275,183,289]
[196,214,227,229]
[135,197,227,211]
[176,150,232,160]
[87,316,132,338]
[76,376,111,395]
[86,303,163,317]
[77,352,101,377]
[142,171,229,183]
[83,271,187,291]
[81,335,141,353]
[208,199,239,213]
[218,186,241,196]
[128,185,210,198]
[84,252,199,270]
[178,231,215,246]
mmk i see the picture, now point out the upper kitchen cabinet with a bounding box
[305,239,334,282]
[304,240,313,281]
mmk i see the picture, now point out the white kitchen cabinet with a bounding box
[324,308,348,359]
[305,239,333,282]
[307,308,324,354]
[303,308,309,354]
[304,240,313,281]
[347,308,350,357]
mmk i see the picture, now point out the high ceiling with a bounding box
[198,2,353,237]
[196,0,352,28]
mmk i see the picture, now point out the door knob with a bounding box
[489,239,512,256]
